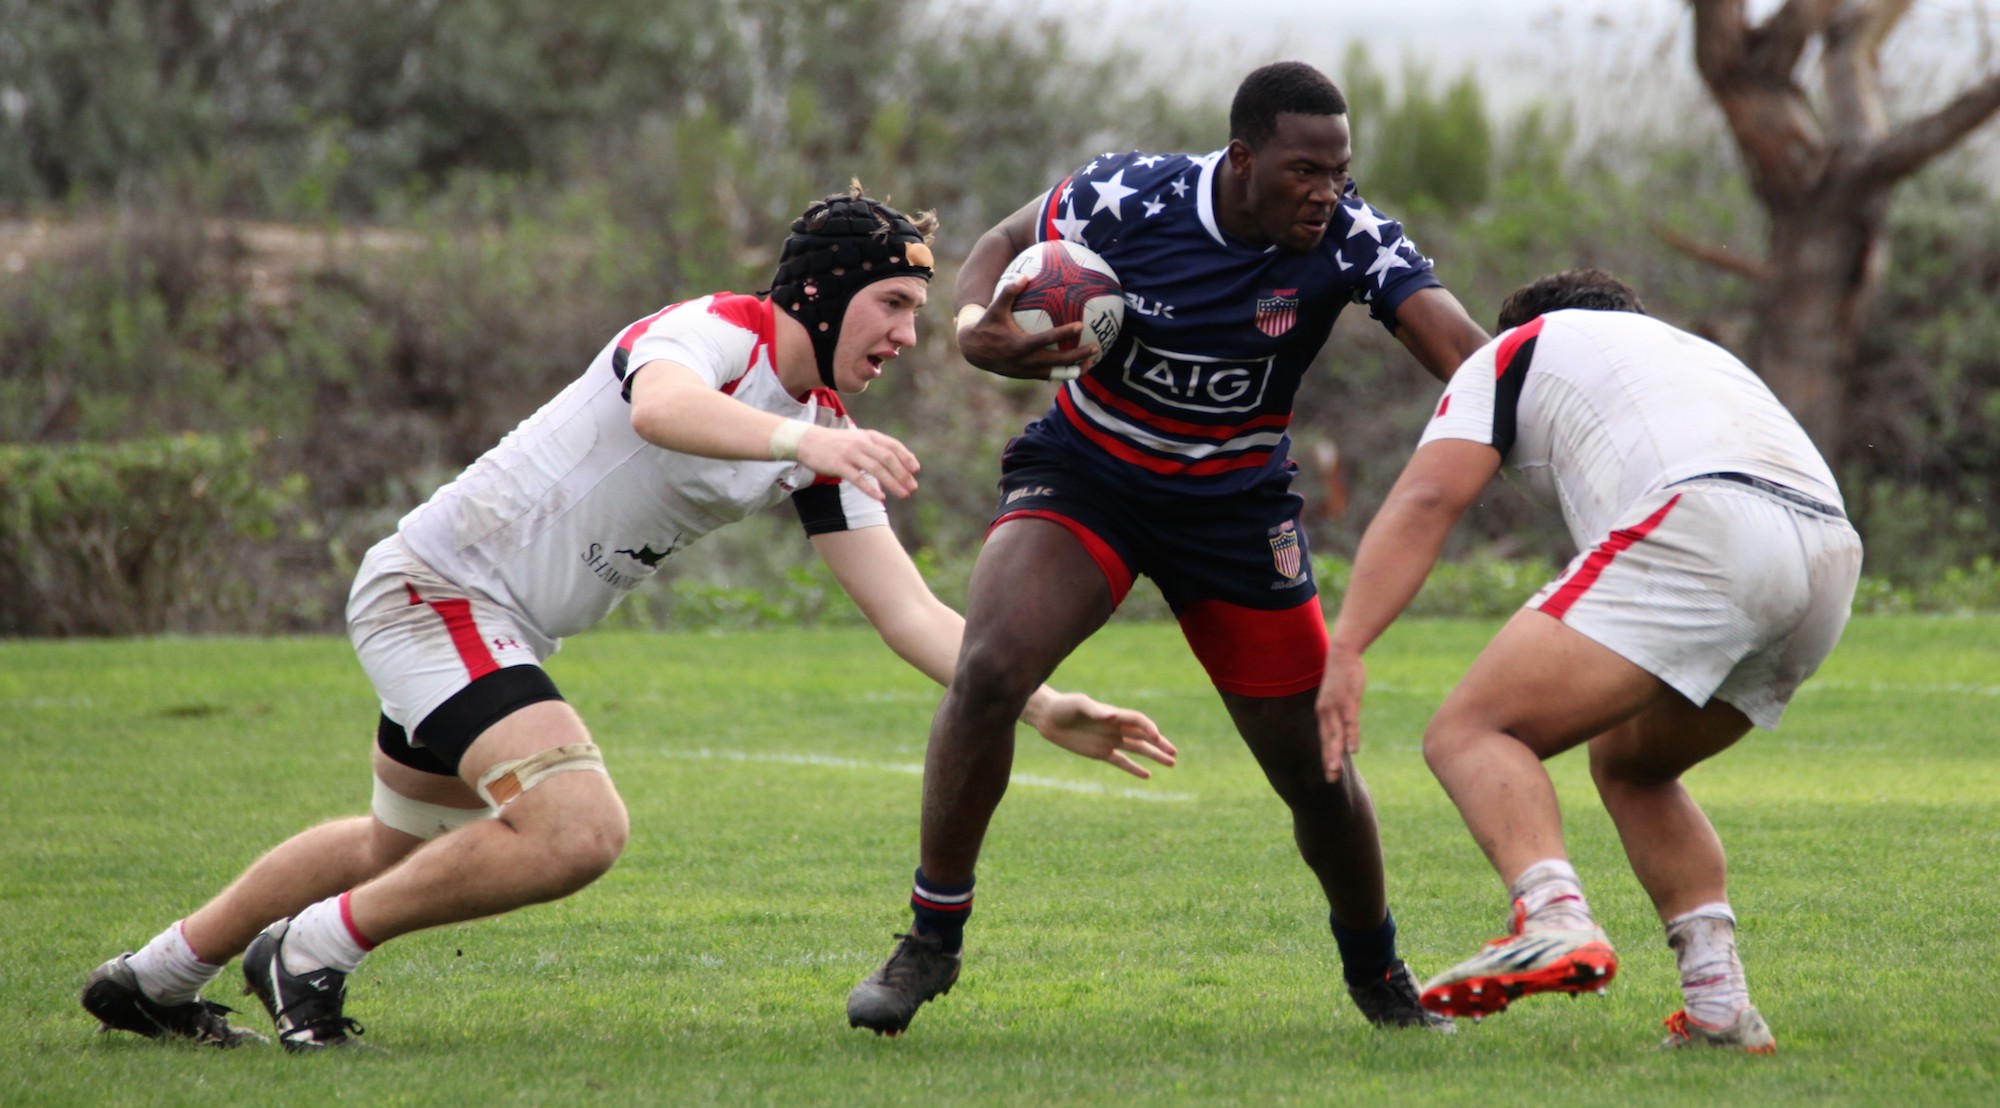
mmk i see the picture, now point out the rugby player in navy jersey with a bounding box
[847,62,1490,1036]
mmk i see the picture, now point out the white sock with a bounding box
[126,920,224,1005]
[1510,858,1595,932]
[282,894,375,976]
[1666,902,1751,1027]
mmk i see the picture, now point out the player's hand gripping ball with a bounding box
[996,241,1125,373]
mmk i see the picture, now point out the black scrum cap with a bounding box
[768,192,934,388]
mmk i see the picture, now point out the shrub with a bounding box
[0,433,305,635]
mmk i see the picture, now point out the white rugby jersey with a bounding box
[397,293,885,642]
[1419,309,1841,549]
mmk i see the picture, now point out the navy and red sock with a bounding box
[909,868,973,953]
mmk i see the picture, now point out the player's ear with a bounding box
[1225,138,1254,175]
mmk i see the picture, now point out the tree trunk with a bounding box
[1754,186,1888,449]
[1684,0,2000,465]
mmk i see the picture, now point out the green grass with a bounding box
[4,617,1997,1105]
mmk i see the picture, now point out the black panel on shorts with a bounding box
[792,482,851,535]
[374,666,567,777]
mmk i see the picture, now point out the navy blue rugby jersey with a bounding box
[1016,149,1441,495]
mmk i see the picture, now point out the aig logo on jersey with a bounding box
[1254,288,1299,337]
[1268,519,1306,585]
[1120,338,1274,414]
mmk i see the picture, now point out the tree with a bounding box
[1680,0,2000,457]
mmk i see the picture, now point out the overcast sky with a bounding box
[1024,0,1998,121]
[1001,0,1999,168]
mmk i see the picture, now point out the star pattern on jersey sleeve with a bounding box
[1052,200,1091,243]
[1169,176,1189,198]
[1344,200,1391,243]
[1142,196,1165,218]
[1134,154,1165,168]
[1365,241,1412,283]
[1090,169,1139,220]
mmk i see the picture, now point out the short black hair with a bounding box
[1496,269,1648,331]
[1229,62,1348,150]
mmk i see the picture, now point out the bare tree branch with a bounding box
[1821,0,1912,142]
[1861,69,2000,183]
[1647,219,1775,282]
[1744,0,1839,80]
[1690,0,1832,202]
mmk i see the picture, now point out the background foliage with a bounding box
[1,0,1994,634]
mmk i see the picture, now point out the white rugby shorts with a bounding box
[1528,480,1862,728]
[347,535,549,737]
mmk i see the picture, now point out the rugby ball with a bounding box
[996,240,1125,363]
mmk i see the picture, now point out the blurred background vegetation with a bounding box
[1,0,1995,635]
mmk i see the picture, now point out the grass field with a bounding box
[4,616,1997,1105]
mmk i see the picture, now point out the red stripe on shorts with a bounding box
[1538,494,1683,621]
[404,583,501,680]
[990,509,1135,607]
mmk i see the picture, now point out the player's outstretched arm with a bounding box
[629,361,918,501]
[812,526,1176,778]
[1318,438,1499,781]
[953,198,1097,380]
[1392,287,1491,384]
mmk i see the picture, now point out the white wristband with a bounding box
[769,420,808,461]
[1049,365,1082,382]
[955,304,986,331]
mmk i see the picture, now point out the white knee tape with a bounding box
[371,774,495,840]
[475,742,608,807]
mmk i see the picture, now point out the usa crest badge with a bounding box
[1255,288,1300,337]
[1269,519,1304,581]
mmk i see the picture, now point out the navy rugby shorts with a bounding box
[991,435,1329,697]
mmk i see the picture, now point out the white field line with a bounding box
[652,747,1195,803]
[1798,680,2000,697]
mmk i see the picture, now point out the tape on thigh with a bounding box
[476,742,608,807]
[371,773,494,840]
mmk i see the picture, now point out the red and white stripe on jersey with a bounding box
[611,293,775,398]
[1538,494,1682,620]
[1488,315,1544,459]
[1054,376,1291,477]
[1039,178,1075,242]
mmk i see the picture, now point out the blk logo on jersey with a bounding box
[1120,338,1274,414]
[1254,289,1300,337]
[1269,519,1304,582]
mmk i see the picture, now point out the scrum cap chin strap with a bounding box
[767,195,934,388]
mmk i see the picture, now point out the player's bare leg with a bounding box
[918,519,1114,882]
[82,748,454,1047]
[1589,694,1751,922]
[1418,609,1665,1017]
[339,702,627,938]
[1590,694,1772,1051]
[1224,691,1386,925]
[241,701,628,1048]
[176,750,457,962]
[849,519,1113,1035]
[1223,690,1444,1029]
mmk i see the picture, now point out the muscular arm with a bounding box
[813,526,1175,777]
[1392,287,1491,383]
[1317,437,1500,779]
[953,198,1097,379]
[627,361,919,501]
